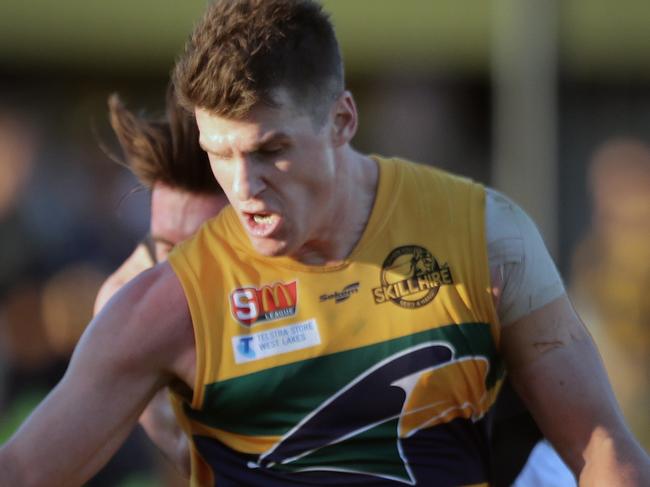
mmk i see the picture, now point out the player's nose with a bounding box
[232,156,265,201]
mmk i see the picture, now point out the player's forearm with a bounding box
[139,392,191,477]
[0,399,134,487]
[501,296,650,484]
[146,427,191,478]
[0,440,79,487]
[579,426,650,486]
[0,412,74,487]
[0,445,27,487]
[150,429,190,477]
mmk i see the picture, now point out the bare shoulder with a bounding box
[88,261,194,384]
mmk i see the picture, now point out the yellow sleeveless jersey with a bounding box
[168,156,502,487]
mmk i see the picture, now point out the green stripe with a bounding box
[186,322,502,435]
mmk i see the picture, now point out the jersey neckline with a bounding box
[220,155,401,273]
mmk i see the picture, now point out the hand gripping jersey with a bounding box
[168,157,503,487]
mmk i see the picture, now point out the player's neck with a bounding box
[294,151,378,266]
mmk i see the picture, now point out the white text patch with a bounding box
[232,319,320,364]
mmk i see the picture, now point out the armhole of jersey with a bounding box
[167,391,216,487]
[168,250,207,410]
[473,184,501,349]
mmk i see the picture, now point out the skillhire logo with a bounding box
[230,280,298,327]
[372,245,453,309]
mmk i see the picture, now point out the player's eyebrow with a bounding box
[257,131,290,145]
[198,139,231,159]
[199,131,290,158]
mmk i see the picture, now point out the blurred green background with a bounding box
[1,0,650,77]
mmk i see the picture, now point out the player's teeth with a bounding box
[253,214,272,224]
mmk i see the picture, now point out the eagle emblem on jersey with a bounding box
[248,342,491,485]
[372,245,454,309]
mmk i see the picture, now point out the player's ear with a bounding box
[330,91,357,147]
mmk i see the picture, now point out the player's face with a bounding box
[150,183,228,261]
[196,90,344,259]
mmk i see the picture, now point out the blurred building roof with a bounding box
[0,0,649,79]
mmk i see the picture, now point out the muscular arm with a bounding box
[487,190,650,484]
[0,263,194,486]
[502,296,650,485]
[94,244,191,477]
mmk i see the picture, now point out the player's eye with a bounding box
[258,146,284,157]
[208,152,233,164]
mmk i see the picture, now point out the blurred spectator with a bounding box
[0,112,35,219]
[0,280,56,418]
[40,263,104,358]
[571,137,650,451]
[0,110,41,296]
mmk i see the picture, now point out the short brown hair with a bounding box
[173,0,344,122]
[108,85,221,194]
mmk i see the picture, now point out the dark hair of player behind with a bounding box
[108,85,221,195]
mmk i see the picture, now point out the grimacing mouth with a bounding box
[252,213,274,224]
